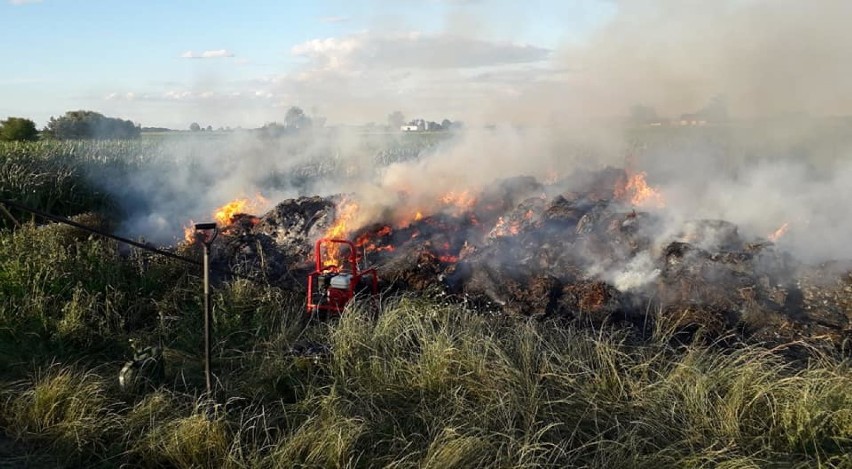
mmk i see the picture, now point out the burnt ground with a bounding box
[204,172,852,353]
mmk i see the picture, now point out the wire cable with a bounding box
[0,198,269,285]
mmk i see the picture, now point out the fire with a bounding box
[440,190,477,214]
[181,194,269,244]
[616,171,665,208]
[184,221,197,244]
[320,198,360,268]
[324,198,359,240]
[213,194,269,226]
[492,216,521,237]
[355,225,397,256]
[768,222,790,242]
[394,209,423,228]
[490,210,533,238]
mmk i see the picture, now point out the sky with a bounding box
[0,0,617,129]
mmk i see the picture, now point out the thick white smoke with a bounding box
[92,0,852,276]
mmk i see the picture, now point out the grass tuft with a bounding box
[1,364,120,463]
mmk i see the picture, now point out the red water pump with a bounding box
[306,238,378,319]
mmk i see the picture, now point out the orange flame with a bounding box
[183,194,268,244]
[490,210,533,237]
[440,190,477,214]
[183,221,197,244]
[213,194,268,226]
[616,171,665,208]
[355,225,396,257]
[324,198,359,240]
[320,198,360,268]
[492,217,520,237]
[768,222,790,242]
[394,209,423,228]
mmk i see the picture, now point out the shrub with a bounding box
[0,117,38,142]
[44,110,140,140]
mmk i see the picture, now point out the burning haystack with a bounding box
[199,166,851,350]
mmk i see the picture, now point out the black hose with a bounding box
[0,198,269,285]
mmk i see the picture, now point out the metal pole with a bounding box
[203,241,212,395]
[193,222,217,397]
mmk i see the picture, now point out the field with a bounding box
[1,133,851,467]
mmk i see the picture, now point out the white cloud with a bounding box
[180,49,235,59]
[105,92,137,101]
[291,31,549,71]
[9,0,42,4]
[319,16,348,23]
[113,31,557,126]
[165,90,201,100]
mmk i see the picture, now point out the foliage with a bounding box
[0,140,152,228]
[0,218,191,373]
[44,110,140,140]
[0,117,39,142]
[284,106,311,130]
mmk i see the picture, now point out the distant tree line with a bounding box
[45,110,140,140]
[1,111,142,141]
[189,123,217,132]
[254,106,327,138]
[388,111,459,131]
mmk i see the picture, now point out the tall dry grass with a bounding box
[1,298,850,467]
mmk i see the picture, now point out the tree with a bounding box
[206,125,213,131]
[408,118,426,131]
[258,122,286,138]
[284,106,311,130]
[45,110,140,140]
[0,117,39,141]
[388,111,405,129]
[189,122,201,132]
[441,119,452,130]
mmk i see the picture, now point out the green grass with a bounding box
[0,219,193,375]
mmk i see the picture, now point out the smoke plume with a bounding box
[90,0,852,279]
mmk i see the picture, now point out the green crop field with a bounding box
[1,134,851,467]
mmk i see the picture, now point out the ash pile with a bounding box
[209,168,852,350]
